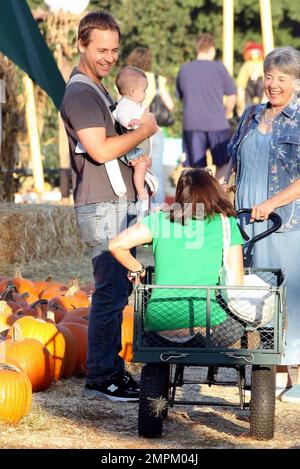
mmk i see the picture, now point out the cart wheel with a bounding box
[250,365,276,440]
[138,363,170,438]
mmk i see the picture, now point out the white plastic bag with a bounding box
[219,215,274,326]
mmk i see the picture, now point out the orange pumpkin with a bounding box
[0,279,8,295]
[50,292,90,311]
[39,284,68,301]
[61,322,88,374]
[0,363,32,424]
[119,305,134,362]
[0,338,55,392]
[61,307,90,319]
[60,314,88,326]
[7,316,65,381]
[56,325,77,378]
[11,277,39,304]
[0,301,18,333]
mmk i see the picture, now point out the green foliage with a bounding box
[27,0,300,145]
[87,0,300,136]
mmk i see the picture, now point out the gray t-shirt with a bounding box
[60,68,136,206]
[176,60,236,132]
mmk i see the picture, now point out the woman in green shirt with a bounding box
[109,168,245,347]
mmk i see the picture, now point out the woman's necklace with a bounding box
[263,109,279,128]
[263,108,276,127]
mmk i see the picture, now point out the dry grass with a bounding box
[0,234,299,449]
[0,203,85,264]
[0,367,300,449]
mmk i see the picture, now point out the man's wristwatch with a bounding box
[128,264,146,278]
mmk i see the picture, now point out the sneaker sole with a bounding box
[83,388,139,402]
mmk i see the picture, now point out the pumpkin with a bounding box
[0,363,32,424]
[61,322,88,374]
[50,291,90,311]
[39,284,68,301]
[11,277,39,304]
[0,301,18,333]
[47,303,67,323]
[7,316,65,381]
[58,307,90,320]
[0,338,55,392]
[119,305,134,362]
[60,314,88,326]
[56,325,77,378]
[0,279,8,295]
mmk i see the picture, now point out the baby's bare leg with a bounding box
[133,158,149,200]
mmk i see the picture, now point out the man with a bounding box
[60,11,157,402]
[176,33,236,180]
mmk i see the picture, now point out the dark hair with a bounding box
[196,33,215,53]
[115,66,147,95]
[169,168,235,224]
[78,11,121,47]
[126,47,152,71]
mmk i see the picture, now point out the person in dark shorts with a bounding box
[176,33,236,181]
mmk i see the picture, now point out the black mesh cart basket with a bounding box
[133,210,287,440]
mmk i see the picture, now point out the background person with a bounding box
[176,33,236,181]
[227,46,300,403]
[60,11,157,402]
[127,46,174,205]
[236,42,265,117]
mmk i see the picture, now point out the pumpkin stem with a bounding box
[65,284,80,297]
[13,267,23,279]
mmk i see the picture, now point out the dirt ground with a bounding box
[0,247,300,449]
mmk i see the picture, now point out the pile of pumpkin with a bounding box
[0,273,134,424]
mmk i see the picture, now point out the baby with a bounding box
[113,66,152,208]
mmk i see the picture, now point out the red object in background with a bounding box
[243,42,264,61]
[164,195,175,206]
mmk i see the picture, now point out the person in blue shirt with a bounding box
[176,33,236,181]
[226,47,300,403]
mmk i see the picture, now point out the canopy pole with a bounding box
[56,43,71,200]
[259,0,274,56]
[223,0,234,76]
[23,74,44,193]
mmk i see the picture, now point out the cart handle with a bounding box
[236,209,282,267]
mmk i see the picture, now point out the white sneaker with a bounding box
[280,384,300,403]
[145,169,159,195]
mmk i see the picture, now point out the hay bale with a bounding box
[0,204,85,264]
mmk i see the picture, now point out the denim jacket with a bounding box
[228,99,300,232]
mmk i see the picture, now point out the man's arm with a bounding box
[225,94,237,119]
[76,110,157,164]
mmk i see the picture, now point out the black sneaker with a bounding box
[83,374,139,402]
[122,370,140,391]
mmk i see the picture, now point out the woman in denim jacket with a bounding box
[226,47,300,403]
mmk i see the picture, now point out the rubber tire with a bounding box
[250,365,276,440]
[138,363,170,438]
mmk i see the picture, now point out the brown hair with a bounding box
[126,47,152,71]
[78,11,121,47]
[115,66,147,95]
[169,168,235,224]
[196,33,215,53]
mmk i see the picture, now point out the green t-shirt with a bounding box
[140,211,243,331]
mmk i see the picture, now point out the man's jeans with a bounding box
[75,200,137,384]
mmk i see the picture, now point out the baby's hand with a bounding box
[128,119,141,129]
